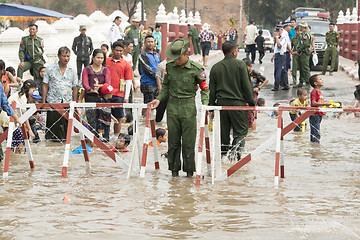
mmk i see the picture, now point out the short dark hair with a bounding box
[0,59,5,70]
[5,66,15,75]
[58,46,70,56]
[222,41,236,56]
[309,74,320,88]
[118,133,131,146]
[114,16,121,22]
[29,23,38,29]
[295,26,300,31]
[124,39,133,47]
[144,34,154,41]
[354,90,360,100]
[291,18,296,22]
[39,66,46,73]
[258,29,263,35]
[112,40,124,49]
[297,87,307,96]
[155,23,161,29]
[242,57,252,67]
[329,22,335,26]
[156,128,166,140]
[101,43,109,50]
[257,98,265,106]
[250,20,255,24]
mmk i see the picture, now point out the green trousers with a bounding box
[298,54,310,84]
[192,38,201,55]
[292,54,300,84]
[218,99,248,160]
[322,46,337,73]
[17,61,44,81]
[166,98,197,173]
[131,46,140,71]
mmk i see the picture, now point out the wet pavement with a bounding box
[0,51,360,239]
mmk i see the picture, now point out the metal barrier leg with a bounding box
[140,104,151,178]
[195,107,206,186]
[21,123,34,169]
[128,107,139,178]
[62,102,75,178]
[204,113,211,176]
[150,119,159,170]
[213,110,222,178]
[280,117,285,178]
[274,110,283,187]
[3,107,16,179]
[80,132,91,172]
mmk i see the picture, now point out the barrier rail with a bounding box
[1,102,160,179]
[197,105,360,187]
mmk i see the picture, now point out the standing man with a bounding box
[209,41,255,159]
[149,39,209,178]
[17,23,45,81]
[109,16,125,46]
[125,17,142,71]
[255,30,265,64]
[72,25,93,81]
[106,41,133,135]
[322,22,340,76]
[188,24,201,55]
[152,23,162,54]
[289,18,297,40]
[271,25,289,91]
[243,20,257,64]
[139,35,161,109]
[283,22,293,77]
[42,47,78,142]
[294,21,311,87]
[291,26,301,85]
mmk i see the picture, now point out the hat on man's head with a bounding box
[100,84,114,95]
[275,25,283,31]
[202,23,210,30]
[31,89,42,99]
[283,21,291,27]
[165,38,191,60]
[132,16,141,22]
[79,25,86,30]
[299,21,308,27]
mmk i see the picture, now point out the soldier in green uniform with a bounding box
[209,41,255,160]
[294,21,311,88]
[125,17,142,71]
[150,38,209,177]
[188,24,201,55]
[322,22,340,76]
[17,23,45,81]
[291,26,301,85]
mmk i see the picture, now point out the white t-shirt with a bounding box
[274,31,287,54]
[284,30,291,51]
[0,93,26,127]
[244,24,258,45]
[122,53,133,67]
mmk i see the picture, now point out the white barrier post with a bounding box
[274,109,282,187]
[62,102,75,178]
[195,107,206,186]
[213,109,222,178]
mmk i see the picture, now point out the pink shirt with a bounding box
[82,65,111,92]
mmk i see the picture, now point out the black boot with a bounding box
[186,172,194,178]
[172,171,179,177]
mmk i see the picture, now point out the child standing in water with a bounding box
[309,75,331,143]
[289,88,308,131]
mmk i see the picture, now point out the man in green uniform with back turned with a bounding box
[150,38,209,178]
[209,41,255,160]
[17,23,45,81]
[322,22,340,76]
[188,24,201,55]
[294,21,311,88]
[125,17,142,71]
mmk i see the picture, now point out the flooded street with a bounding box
[1,52,360,239]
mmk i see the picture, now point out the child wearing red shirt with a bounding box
[309,75,331,143]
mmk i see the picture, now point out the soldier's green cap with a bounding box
[165,38,191,60]
[299,21,308,27]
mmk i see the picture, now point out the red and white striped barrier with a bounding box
[150,119,160,170]
[62,102,75,178]
[274,110,283,187]
[195,107,206,186]
[140,103,151,178]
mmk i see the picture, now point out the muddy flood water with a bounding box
[1,53,360,239]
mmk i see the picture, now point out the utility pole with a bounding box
[193,0,195,14]
[141,0,144,25]
[185,0,188,17]
[239,0,243,48]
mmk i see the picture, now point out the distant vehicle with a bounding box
[262,29,274,52]
[290,7,338,71]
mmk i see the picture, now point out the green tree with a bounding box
[49,0,88,15]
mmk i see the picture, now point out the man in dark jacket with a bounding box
[72,25,93,80]
[209,41,255,160]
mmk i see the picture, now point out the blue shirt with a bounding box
[0,84,15,117]
[43,62,78,103]
[139,50,161,86]
[152,30,162,51]
[289,28,296,40]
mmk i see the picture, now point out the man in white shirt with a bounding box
[243,20,258,63]
[109,16,124,46]
[271,25,289,91]
[283,22,293,77]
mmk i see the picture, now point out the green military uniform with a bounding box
[124,24,142,71]
[17,35,45,81]
[209,56,255,159]
[156,39,209,176]
[322,30,340,74]
[296,22,311,87]
[291,35,301,84]
[188,26,201,55]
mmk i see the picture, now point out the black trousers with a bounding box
[155,94,169,122]
[76,58,90,80]
[45,110,68,142]
[258,49,265,61]
[246,44,256,62]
